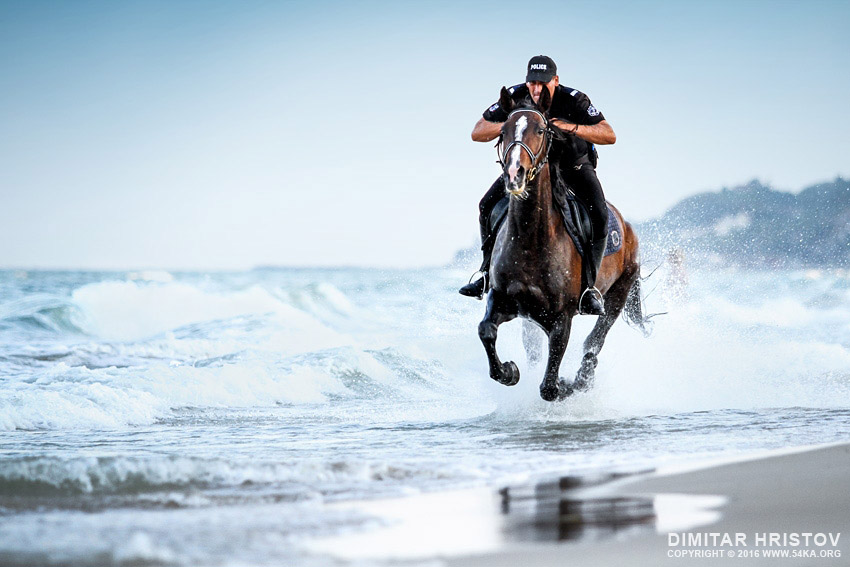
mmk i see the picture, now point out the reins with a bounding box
[496,108,553,183]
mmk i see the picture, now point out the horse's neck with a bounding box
[506,168,559,244]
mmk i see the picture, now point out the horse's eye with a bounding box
[536,128,545,135]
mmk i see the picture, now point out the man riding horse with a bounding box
[460,55,617,316]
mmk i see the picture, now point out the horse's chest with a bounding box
[499,270,567,309]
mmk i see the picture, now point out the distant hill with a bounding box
[451,177,850,270]
[637,178,850,268]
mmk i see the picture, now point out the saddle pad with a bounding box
[605,203,623,256]
[602,206,624,256]
[561,200,623,258]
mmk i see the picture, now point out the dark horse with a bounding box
[479,87,643,401]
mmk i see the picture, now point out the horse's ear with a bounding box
[537,87,552,114]
[499,87,514,114]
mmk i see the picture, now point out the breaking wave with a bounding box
[0,278,459,431]
[0,455,474,497]
[2,269,850,431]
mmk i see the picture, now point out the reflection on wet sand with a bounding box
[499,473,656,543]
[305,468,728,561]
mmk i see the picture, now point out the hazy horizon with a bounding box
[0,174,845,272]
[2,0,848,270]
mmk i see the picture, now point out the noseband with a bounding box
[497,109,553,183]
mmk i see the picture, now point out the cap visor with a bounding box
[526,71,555,83]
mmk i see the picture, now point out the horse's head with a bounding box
[497,86,553,199]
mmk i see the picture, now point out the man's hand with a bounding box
[551,119,616,145]
[471,118,503,142]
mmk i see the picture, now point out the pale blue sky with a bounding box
[1,0,848,269]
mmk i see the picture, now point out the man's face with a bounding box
[527,76,559,104]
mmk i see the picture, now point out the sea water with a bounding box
[1,266,849,565]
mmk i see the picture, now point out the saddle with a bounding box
[488,193,622,259]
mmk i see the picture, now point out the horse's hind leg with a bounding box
[539,315,573,401]
[575,269,639,391]
[522,320,543,366]
[479,292,519,386]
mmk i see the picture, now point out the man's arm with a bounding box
[471,117,503,142]
[551,119,616,145]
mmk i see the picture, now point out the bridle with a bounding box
[496,108,553,184]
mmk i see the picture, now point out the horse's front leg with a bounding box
[478,292,519,386]
[575,268,639,391]
[539,315,573,401]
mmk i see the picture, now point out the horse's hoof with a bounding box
[556,379,575,399]
[540,378,573,402]
[575,353,598,390]
[541,379,576,402]
[540,384,558,402]
[497,361,520,386]
[581,352,598,371]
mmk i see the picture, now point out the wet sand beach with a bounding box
[311,443,850,566]
[446,443,850,566]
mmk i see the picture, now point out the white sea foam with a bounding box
[126,270,175,283]
[112,532,179,565]
[3,270,849,430]
[481,272,850,421]
[0,351,389,430]
[71,281,351,345]
[0,280,377,429]
[0,273,484,430]
[279,282,357,319]
[0,454,482,495]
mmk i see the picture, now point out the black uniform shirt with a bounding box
[482,84,605,126]
[482,84,605,164]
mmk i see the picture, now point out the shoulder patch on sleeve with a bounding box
[489,103,500,112]
[587,105,600,117]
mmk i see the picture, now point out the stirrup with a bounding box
[470,270,489,295]
[578,286,604,315]
[466,270,488,300]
